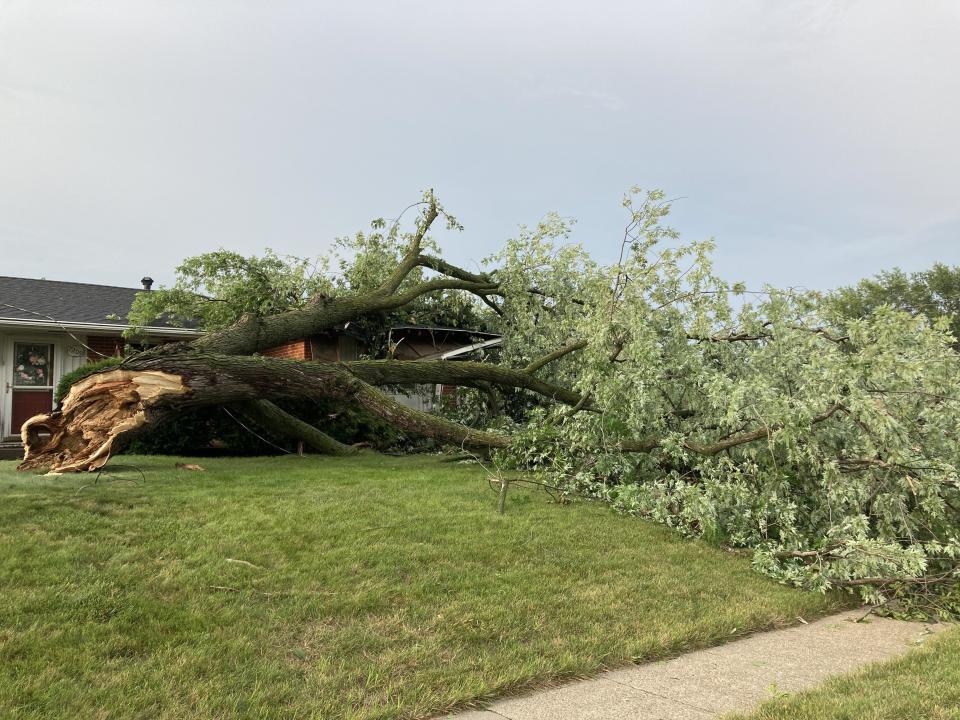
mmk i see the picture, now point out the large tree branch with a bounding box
[185,244,588,358]
[687,323,849,345]
[339,359,589,407]
[237,400,358,456]
[416,255,505,315]
[384,278,500,310]
[379,194,440,294]
[523,340,588,374]
[619,404,844,455]
[415,254,492,284]
[191,277,499,357]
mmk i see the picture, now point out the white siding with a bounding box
[387,384,436,413]
[0,330,89,436]
[56,337,90,382]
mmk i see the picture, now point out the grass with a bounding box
[0,454,847,719]
[726,626,960,720]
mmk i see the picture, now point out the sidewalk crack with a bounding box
[605,677,717,716]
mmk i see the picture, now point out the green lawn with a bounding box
[0,454,846,719]
[726,626,960,720]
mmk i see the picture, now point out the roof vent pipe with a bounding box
[141,276,154,291]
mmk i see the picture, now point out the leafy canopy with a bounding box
[828,263,960,347]
[128,249,333,333]
[487,189,960,614]
[127,204,492,351]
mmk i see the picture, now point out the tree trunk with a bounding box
[20,352,512,472]
[18,345,826,472]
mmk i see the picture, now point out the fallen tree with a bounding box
[20,189,960,613]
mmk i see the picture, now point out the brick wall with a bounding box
[86,335,124,361]
[90,336,312,363]
[263,339,312,360]
[439,383,458,408]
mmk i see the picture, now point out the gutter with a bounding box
[421,336,503,361]
[0,317,201,336]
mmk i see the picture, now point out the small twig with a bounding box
[440,453,480,463]
[73,463,145,495]
[225,558,263,570]
[496,477,510,515]
[95,463,146,485]
[565,392,593,417]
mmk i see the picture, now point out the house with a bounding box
[1,275,502,445]
[262,324,502,412]
[0,276,199,443]
[263,324,500,362]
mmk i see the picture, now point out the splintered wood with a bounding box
[18,369,188,473]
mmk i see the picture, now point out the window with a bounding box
[13,343,54,388]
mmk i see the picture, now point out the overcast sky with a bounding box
[1,1,957,291]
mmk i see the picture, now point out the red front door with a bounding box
[11,342,54,435]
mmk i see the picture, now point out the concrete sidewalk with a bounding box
[441,610,948,720]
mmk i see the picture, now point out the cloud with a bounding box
[0,0,957,290]
[521,78,625,112]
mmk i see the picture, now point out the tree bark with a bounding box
[339,359,588,407]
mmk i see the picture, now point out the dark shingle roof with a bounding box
[0,276,178,329]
